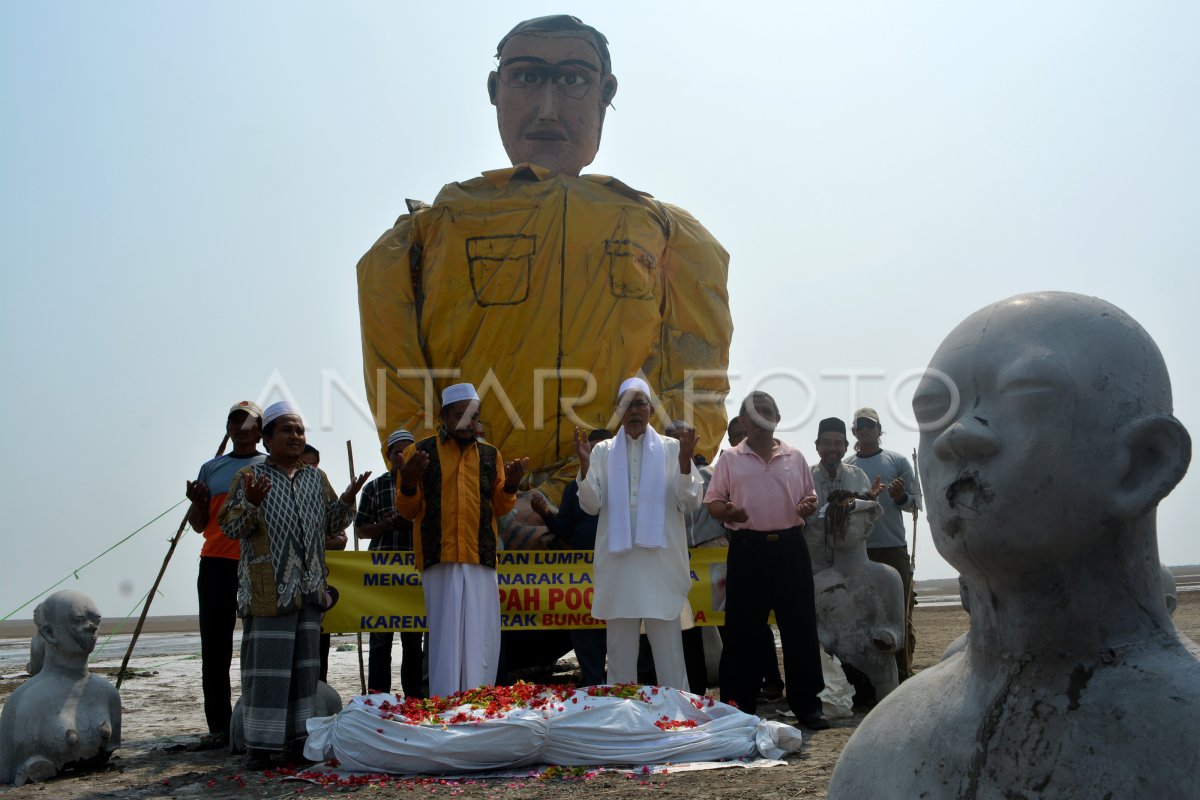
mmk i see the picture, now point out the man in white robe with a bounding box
[576,378,704,690]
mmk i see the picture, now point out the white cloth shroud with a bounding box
[305,685,803,774]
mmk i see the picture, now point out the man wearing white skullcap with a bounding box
[354,428,424,698]
[219,402,372,769]
[396,383,529,696]
[575,377,704,690]
[185,400,265,749]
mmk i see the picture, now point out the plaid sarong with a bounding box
[240,605,321,751]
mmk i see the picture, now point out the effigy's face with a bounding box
[492,33,613,177]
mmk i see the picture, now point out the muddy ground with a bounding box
[1,593,1197,799]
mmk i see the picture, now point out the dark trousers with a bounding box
[868,545,915,679]
[319,634,332,682]
[759,624,784,689]
[571,628,608,687]
[682,626,708,694]
[367,631,426,698]
[719,528,824,717]
[198,556,239,736]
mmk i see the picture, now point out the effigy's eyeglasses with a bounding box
[499,65,595,100]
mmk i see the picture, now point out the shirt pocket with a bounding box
[466,234,534,307]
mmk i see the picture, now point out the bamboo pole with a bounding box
[910,447,920,574]
[116,432,229,689]
[347,439,367,695]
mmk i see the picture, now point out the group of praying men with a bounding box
[186,376,921,769]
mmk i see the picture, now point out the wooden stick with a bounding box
[909,448,920,573]
[116,432,229,690]
[347,439,367,695]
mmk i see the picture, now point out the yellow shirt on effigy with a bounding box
[358,164,732,495]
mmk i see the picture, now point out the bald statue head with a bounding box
[488,15,618,177]
[913,292,1191,577]
[36,590,101,661]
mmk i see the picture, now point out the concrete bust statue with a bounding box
[829,291,1199,799]
[0,590,122,785]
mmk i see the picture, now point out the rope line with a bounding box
[1,499,187,622]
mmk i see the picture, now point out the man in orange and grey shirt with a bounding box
[396,383,527,697]
[185,400,266,748]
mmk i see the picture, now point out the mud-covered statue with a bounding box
[0,590,121,785]
[811,492,903,703]
[829,292,1200,799]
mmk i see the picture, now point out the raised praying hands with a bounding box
[530,492,553,521]
[675,428,698,472]
[400,450,431,489]
[573,428,593,477]
[503,458,529,491]
[243,472,272,505]
[340,471,372,505]
[185,480,210,506]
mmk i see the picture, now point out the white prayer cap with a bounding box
[263,401,302,427]
[441,383,480,407]
[386,429,415,449]
[617,377,651,400]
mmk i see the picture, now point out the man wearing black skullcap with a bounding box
[811,417,881,509]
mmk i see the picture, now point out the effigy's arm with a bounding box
[649,204,732,462]
[357,209,434,455]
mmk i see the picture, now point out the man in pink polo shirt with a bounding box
[704,391,828,730]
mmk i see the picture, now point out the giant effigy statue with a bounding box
[0,590,122,785]
[828,292,1200,799]
[810,492,903,703]
[357,15,732,502]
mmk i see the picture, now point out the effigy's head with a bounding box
[489,15,618,177]
[914,291,1191,574]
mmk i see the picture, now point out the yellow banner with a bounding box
[322,549,729,633]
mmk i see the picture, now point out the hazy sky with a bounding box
[2,1,1197,621]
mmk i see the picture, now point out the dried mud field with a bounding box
[2,592,1197,799]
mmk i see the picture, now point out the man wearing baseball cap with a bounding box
[354,428,425,698]
[185,400,266,749]
[845,407,922,681]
